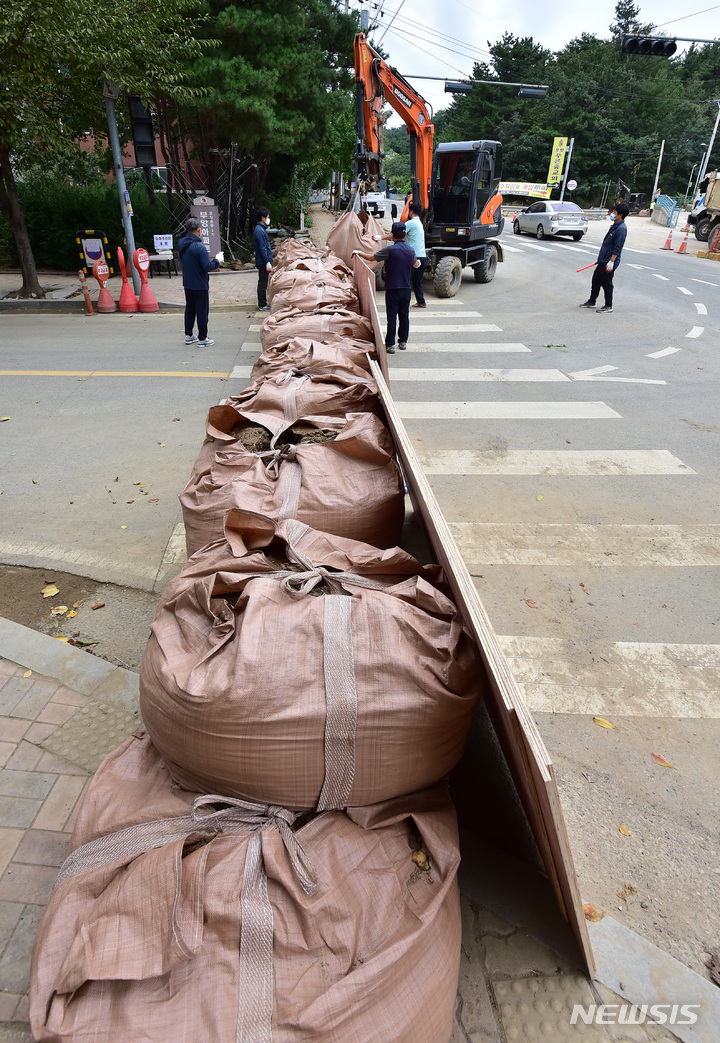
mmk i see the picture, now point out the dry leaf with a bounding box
[139,484,146,488]
[55,636,70,643]
[158,443,166,447]
[113,477,119,482]
[411,850,430,870]
[0,417,10,422]
[525,599,538,608]
[73,600,85,609]
[651,752,675,768]
[618,825,631,836]
[126,500,135,504]
[50,605,68,616]
[41,584,59,598]
[536,494,544,501]
[149,498,159,503]
[121,525,127,529]
[133,482,141,486]
[172,417,180,421]
[67,609,78,618]
[91,602,105,610]
[617,884,637,899]
[593,716,615,729]
[22,669,32,678]
[583,904,605,922]
[32,479,39,485]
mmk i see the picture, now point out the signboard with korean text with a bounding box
[191,197,222,258]
[499,181,552,199]
[546,137,568,186]
[75,229,115,275]
[153,235,173,252]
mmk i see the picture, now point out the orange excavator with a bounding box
[353,32,504,296]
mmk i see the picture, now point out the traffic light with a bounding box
[128,95,157,168]
[445,81,473,94]
[621,35,677,56]
[518,87,547,99]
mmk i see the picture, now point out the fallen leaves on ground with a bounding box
[651,752,675,768]
[55,636,70,642]
[618,825,631,836]
[50,605,68,616]
[67,609,78,618]
[411,850,430,871]
[172,417,180,421]
[91,602,105,611]
[617,884,637,899]
[525,599,538,608]
[583,904,605,922]
[1,417,10,422]
[73,600,84,609]
[22,669,32,678]
[536,494,543,501]
[41,584,59,598]
[593,716,614,729]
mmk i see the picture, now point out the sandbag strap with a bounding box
[257,444,297,481]
[317,595,357,811]
[54,795,317,1043]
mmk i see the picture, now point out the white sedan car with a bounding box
[513,201,588,241]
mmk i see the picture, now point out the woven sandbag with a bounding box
[222,370,378,440]
[256,334,374,375]
[180,411,404,556]
[30,732,461,1043]
[140,512,483,809]
[260,306,373,351]
[325,208,385,266]
[274,238,325,269]
[270,277,359,315]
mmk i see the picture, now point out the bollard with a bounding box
[133,248,159,312]
[117,248,139,312]
[77,270,95,316]
[92,260,116,313]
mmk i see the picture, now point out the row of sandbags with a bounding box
[29,233,478,1042]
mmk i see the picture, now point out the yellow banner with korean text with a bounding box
[547,137,568,186]
[499,181,552,199]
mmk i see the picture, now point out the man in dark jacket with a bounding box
[178,217,221,346]
[253,207,273,311]
[579,201,629,313]
[353,221,420,353]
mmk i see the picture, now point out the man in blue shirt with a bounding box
[178,217,221,346]
[405,202,427,308]
[354,221,420,353]
[579,202,629,313]
[253,207,273,311]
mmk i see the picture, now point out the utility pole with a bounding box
[699,100,720,183]
[103,81,141,293]
[559,139,575,201]
[652,139,665,202]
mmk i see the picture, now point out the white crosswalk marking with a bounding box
[397,401,621,420]
[695,302,708,315]
[389,368,569,382]
[686,326,704,338]
[677,286,693,295]
[500,243,524,253]
[652,273,669,281]
[519,242,555,252]
[416,449,693,476]
[376,309,484,318]
[691,278,719,286]
[397,323,503,332]
[449,523,720,567]
[403,342,531,353]
[646,347,680,358]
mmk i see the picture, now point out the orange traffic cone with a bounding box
[117,248,139,312]
[92,260,116,313]
[77,270,95,316]
[512,211,517,221]
[133,248,159,313]
[678,229,689,255]
[660,229,673,250]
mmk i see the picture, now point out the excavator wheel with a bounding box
[434,256,463,297]
[473,246,497,283]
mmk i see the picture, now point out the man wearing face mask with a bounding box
[579,201,629,313]
[254,207,273,311]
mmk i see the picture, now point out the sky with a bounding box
[349,0,720,124]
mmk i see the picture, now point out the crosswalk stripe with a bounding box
[389,368,569,382]
[518,242,555,252]
[415,449,694,476]
[500,243,524,253]
[686,326,704,338]
[695,302,708,315]
[624,248,651,254]
[402,342,531,353]
[396,401,621,420]
[376,309,484,318]
[646,347,680,358]
[449,522,720,566]
[230,366,253,378]
[402,323,503,332]
[652,273,669,281]
[691,278,719,286]
[677,286,693,295]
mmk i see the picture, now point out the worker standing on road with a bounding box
[579,201,629,313]
[405,202,427,308]
[254,207,273,311]
[353,221,421,353]
[178,217,221,347]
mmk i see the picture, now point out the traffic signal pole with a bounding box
[103,81,141,294]
[698,101,720,184]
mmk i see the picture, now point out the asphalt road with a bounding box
[1,221,719,978]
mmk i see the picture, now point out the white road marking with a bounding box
[519,242,555,252]
[695,302,708,315]
[376,309,484,318]
[556,244,595,253]
[691,278,719,287]
[401,324,503,332]
[229,366,253,378]
[646,347,680,358]
[500,243,524,253]
[652,273,670,281]
[569,365,617,377]
[403,342,531,353]
[240,341,261,351]
[624,248,651,254]
[686,326,705,338]
[569,365,665,384]
[397,401,621,420]
[626,263,657,270]
[416,449,694,476]
[389,368,570,382]
[677,286,693,295]
[451,522,720,566]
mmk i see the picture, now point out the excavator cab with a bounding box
[428,141,504,244]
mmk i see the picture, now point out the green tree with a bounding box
[0,0,207,296]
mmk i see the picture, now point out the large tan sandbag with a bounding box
[325,208,385,267]
[255,333,374,375]
[140,512,484,809]
[30,732,461,1043]
[260,306,374,351]
[270,276,359,315]
[222,369,378,439]
[274,238,325,269]
[180,411,405,556]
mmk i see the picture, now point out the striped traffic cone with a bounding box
[660,229,673,250]
[678,229,689,255]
